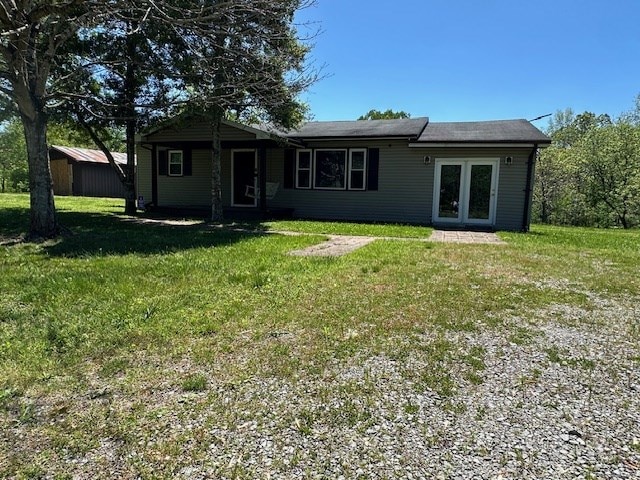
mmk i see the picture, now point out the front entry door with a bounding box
[433,159,499,226]
[232,150,257,207]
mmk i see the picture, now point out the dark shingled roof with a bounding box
[288,117,429,139]
[416,119,550,144]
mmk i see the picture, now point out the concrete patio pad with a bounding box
[429,229,505,244]
[288,229,505,257]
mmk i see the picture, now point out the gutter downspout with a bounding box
[522,144,538,232]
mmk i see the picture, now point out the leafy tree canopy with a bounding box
[0,0,317,234]
[533,94,640,228]
[357,109,411,120]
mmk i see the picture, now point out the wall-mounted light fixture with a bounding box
[505,156,513,165]
[423,155,431,165]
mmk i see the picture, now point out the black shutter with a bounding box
[367,148,379,191]
[183,147,192,176]
[284,148,295,189]
[158,150,168,176]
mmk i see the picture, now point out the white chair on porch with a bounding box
[244,182,280,200]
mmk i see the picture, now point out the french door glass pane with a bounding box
[438,164,461,218]
[468,164,493,220]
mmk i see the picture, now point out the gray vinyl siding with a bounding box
[153,148,241,208]
[158,149,211,207]
[270,145,533,229]
[494,152,530,231]
[269,140,433,224]
[137,148,152,201]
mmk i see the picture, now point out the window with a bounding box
[314,149,347,189]
[296,150,312,189]
[349,149,367,190]
[168,150,183,176]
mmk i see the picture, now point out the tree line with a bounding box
[533,95,640,229]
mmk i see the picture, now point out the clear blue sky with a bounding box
[295,0,640,124]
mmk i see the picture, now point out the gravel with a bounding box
[3,291,639,479]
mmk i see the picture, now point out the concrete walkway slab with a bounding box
[429,230,505,244]
[289,235,376,257]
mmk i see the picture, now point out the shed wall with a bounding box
[50,159,72,196]
[74,163,126,198]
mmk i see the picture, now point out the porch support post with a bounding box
[522,144,538,232]
[258,144,267,212]
[151,143,158,206]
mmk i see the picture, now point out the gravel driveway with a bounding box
[39,291,636,479]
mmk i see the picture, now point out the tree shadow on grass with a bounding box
[1,206,267,257]
[0,207,31,241]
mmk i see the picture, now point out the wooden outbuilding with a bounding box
[49,145,128,198]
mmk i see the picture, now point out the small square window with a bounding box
[168,150,183,176]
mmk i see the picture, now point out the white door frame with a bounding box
[231,149,257,207]
[432,158,499,226]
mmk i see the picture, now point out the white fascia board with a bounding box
[299,136,414,142]
[408,142,541,148]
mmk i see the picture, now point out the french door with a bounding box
[433,159,499,226]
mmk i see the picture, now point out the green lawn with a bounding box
[1,193,639,478]
[261,219,432,238]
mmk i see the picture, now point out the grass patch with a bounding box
[182,373,208,392]
[261,219,432,238]
[545,345,597,370]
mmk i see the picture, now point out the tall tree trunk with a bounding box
[123,19,138,215]
[211,108,224,222]
[22,111,58,238]
[124,119,137,215]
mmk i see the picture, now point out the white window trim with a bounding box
[348,148,367,191]
[313,148,347,190]
[168,150,183,177]
[296,149,312,189]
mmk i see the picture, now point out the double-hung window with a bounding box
[168,150,184,176]
[314,149,347,189]
[296,149,312,189]
[348,149,367,190]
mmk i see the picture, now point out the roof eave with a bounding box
[288,135,422,142]
[409,141,551,148]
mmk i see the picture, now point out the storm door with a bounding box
[433,159,498,226]
[232,150,257,207]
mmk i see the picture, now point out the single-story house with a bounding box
[135,116,551,231]
[49,145,128,198]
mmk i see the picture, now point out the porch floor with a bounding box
[145,206,294,221]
